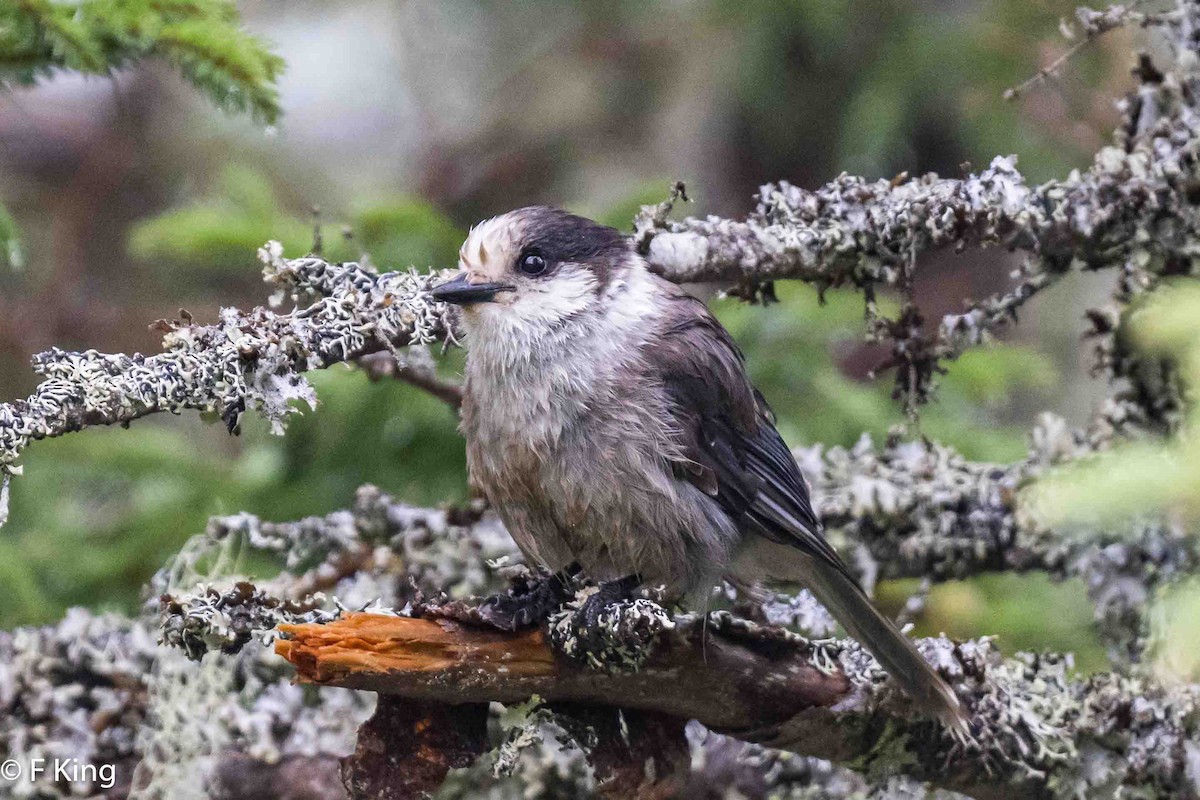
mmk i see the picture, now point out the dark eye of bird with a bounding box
[518,250,547,276]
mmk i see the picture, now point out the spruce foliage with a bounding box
[0,0,283,268]
[0,0,283,122]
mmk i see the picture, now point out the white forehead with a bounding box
[459,212,524,277]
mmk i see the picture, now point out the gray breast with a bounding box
[461,336,736,596]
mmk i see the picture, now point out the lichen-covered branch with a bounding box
[0,605,916,799]
[636,1,1200,412]
[10,477,1196,800]
[158,582,338,662]
[635,138,1190,321]
[0,246,454,487]
[3,4,1198,504]
[804,419,1200,660]
[8,459,1197,800]
[275,612,847,730]
[274,608,1200,799]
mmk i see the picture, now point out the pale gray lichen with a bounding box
[487,701,591,782]
[153,485,515,661]
[158,582,339,662]
[0,246,455,527]
[633,0,1200,414]
[755,587,838,638]
[807,423,1200,660]
[190,485,509,603]
[547,597,676,671]
[0,607,373,800]
[814,633,1200,798]
[135,517,373,800]
[0,610,155,799]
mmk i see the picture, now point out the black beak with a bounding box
[430,272,515,305]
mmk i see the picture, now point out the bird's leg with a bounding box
[572,573,643,632]
[478,562,581,631]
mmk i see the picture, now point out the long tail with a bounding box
[803,557,969,734]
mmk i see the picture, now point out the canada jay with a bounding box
[432,206,965,729]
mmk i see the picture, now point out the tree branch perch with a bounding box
[275,613,849,732]
[273,609,1200,799]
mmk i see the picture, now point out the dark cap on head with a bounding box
[509,206,631,274]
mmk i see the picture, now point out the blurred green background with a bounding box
[0,0,1134,669]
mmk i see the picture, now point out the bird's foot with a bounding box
[572,574,642,630]
[550,574,673,670]
[557,573,644,652]
[477,563,580,631]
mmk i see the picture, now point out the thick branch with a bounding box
[165,419,1196,664]
[275,610,1200,799]
[0,603,909,800]
[275,613,848,732]
[637,120,1196,321]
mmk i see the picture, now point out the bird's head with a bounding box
[432,207,633,339]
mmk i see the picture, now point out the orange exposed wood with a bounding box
[276,612,556,685]
[274,611,850,734]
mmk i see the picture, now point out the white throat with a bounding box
[461,258,659,441]
[463,257,656,373]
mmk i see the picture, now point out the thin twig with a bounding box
[1003,1,1169,101]
[357,351,463,410]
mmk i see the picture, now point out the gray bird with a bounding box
[431,206,966,730]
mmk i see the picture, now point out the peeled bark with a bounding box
[275,613,849,732]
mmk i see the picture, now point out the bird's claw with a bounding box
[549,574,652,668]
[572,589,611,632]
[476,595,517,630]
[477,568,577,631]
[478,593,538,630]
[565,573,643,639]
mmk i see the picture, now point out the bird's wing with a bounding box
[643,284,969,732]
[643,285,846,572]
